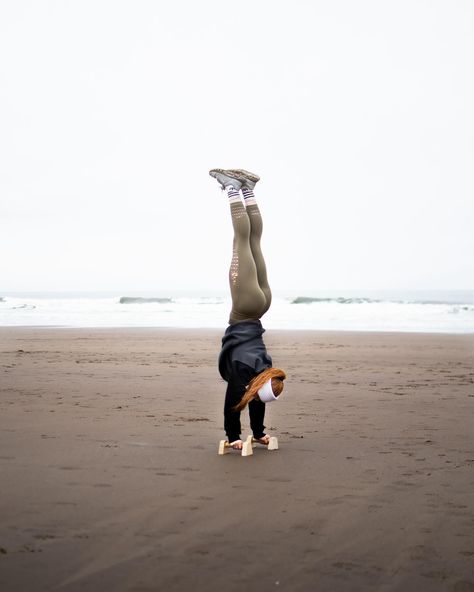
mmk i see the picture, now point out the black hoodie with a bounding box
[218,320,272,381]
[218,320,272,442]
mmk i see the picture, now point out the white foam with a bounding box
[1,293,473,332]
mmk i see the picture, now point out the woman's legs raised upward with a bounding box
[227,186,267,324]
[209,168,272,324]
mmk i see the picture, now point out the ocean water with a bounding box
[1,291,474,333]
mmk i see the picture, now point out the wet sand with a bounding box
[0,327,473,592]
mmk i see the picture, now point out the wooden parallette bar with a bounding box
[250,435,279,451]
[217,439,254,457]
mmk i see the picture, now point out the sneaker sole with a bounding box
[225,169,260,184]
[209,168,227,177]
[209,168,242,182]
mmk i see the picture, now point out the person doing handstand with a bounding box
[210,168,286,450]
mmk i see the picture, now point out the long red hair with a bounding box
[233,367,286,411]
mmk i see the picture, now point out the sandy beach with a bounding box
[0,327,473,592]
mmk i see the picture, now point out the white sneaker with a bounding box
[209,169,243,190]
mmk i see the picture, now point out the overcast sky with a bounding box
[1,0,473,293]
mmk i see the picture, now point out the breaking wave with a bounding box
[291,296,474,307]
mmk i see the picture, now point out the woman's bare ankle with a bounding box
[229,439,243,450]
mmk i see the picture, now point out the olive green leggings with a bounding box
[228,201,272,324]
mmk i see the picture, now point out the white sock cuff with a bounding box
[242,188,255,200]
[226,185,241,203]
